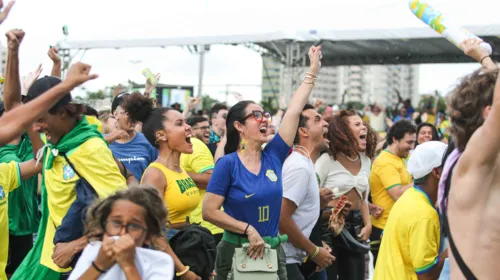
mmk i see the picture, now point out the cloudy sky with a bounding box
[1,0,498,105]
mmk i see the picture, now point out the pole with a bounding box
[197,45,206,98]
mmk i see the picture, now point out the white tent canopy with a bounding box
[56,1,500,65]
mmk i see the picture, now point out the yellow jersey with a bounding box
[85,115,103,134]
[373,187,440,279]
[369,150,412,229]
[0,162,20,280]
[180,138,222,234]
[142,163,200,224]
[40,138,127,272]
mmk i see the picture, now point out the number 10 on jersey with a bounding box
[258,206,270,222]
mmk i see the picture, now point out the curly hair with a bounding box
[446,68,498,152]
[364,121,379,160]
[123,93,171,148]
[325,110,377,160]
[84,186,167,243]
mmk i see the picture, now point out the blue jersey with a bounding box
[207,134,291,237]
[109,132,158,181]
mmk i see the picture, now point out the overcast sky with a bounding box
[0,0,497,105]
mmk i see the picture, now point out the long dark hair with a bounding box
[416,122,440,145]
[124,93,171,148]
[224,100,255,155]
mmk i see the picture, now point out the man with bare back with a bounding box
[443,38,498,280]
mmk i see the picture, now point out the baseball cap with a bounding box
[407,141,448,180]
[111,92,130,113]
[25,76,75,111]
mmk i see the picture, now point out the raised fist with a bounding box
[5,28,24,50]
[65,62,99,87]
[48,46,61,63]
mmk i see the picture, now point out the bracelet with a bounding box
[311,246,320,258]
[92,261,107,274]
[303,77,315,85]
[480,56,490,64]
[306,72,318,78]
[244,223,250,235]
[176,266,190,277]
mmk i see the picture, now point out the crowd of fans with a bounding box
[0,2,499,280]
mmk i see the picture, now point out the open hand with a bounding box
[145,73,160,94]
[65,62,98,87]
[187,97,201,110]
[246,225,265,259]
[5,28,24,50]
[0,1,14,24]
[22,64,43,94]
[308,45,322,76]
[48,46,61,63]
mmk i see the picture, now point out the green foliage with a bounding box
[419,93,446,113]
[345,101,365,110]
[202,95,220,111]
[261,97,278,115]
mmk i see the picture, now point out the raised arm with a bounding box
[460,68,500,168]
[0,62,98,146]
[48,46,62,78]
[461,39,497,70]
[277,46,322,146]
[4,29,24,110]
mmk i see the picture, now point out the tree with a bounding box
[418,92,446,113]
[202,95,220,112]
[261,97,278,115]
[345,101,365,110]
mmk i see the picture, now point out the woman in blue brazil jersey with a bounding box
[202,45,323,280]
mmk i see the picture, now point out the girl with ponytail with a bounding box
[124,94,202,280]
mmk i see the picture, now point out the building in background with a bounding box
[261,56,420,108]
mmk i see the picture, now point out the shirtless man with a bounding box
[446,39,498,279]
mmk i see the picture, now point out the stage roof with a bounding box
[56,2,500,66]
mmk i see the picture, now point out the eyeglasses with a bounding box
[104,220,147,237]
[192,125,211,131]
[241,110,272,122]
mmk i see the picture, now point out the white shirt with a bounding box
[281,152,321,264]
[315,153,371,198]
[69,241,174,280]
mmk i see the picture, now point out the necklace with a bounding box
[340,152,359,162]
[294,145,311,159]
[158,156,180,169]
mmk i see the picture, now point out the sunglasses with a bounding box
[241,110,272,122]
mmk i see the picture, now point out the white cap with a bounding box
[407,141,448,180]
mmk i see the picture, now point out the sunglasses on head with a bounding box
[241,110,272,122]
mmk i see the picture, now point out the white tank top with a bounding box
[315,152,372,198]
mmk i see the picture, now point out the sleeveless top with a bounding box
[142,163,200,224]
[315,152,371,198]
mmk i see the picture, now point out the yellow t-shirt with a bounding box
[0,162,20,280]
[427,114,436,126]
[85,115,103,134]
[180,138,222,234]
[373,187,440,280]
[369,150,412,230]
[40,138,127,272]
[142,163,200,224]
